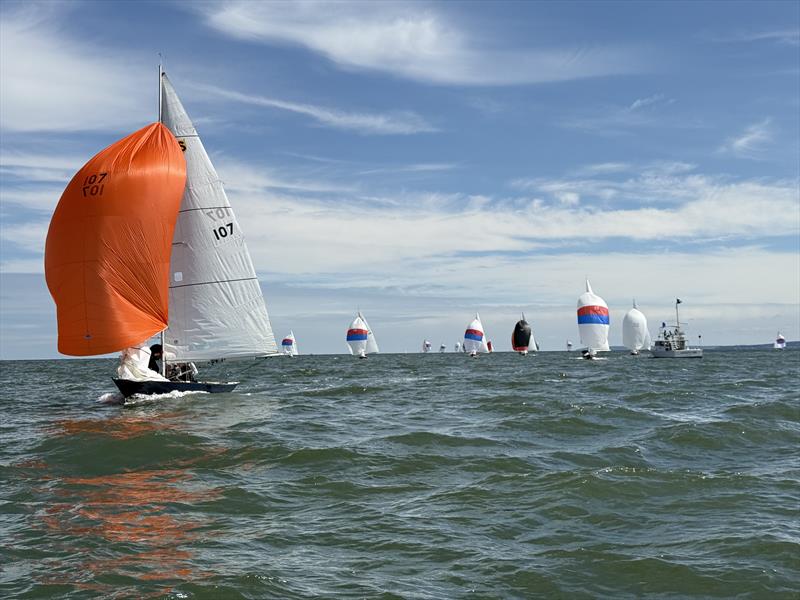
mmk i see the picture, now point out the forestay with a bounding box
[160,74,277,361]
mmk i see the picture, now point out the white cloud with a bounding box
[719,118,773,159]
[708,29,800,46]
[628,94,668,111]
[0,4,152,132]
[357,163,457,176]
[198,83,437,135]
[197,1,643,85]
[561,93,677,134]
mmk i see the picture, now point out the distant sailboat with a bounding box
[622,301,651,355]
[422,340,432,353]
[566,340,573,352]
[577,279,610,358]
[347,312,378,359]
[774,332,786,349]
[281,331,298,356]
[454,342,462,352]
[439,343,446,353]
[464,314,489,357]
[487,340,494,353]
[512,314,534,356]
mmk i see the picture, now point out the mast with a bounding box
[675,299,680,332]
[158,58,163,123]
[160,330,166,376]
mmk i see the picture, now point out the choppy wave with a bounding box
[1,350,798,598]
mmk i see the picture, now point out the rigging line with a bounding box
[170,277,258,290]
[177,206,232,214]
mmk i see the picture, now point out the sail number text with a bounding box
[82,173,107,197]
[213,223,234,240]
[205,207,234,241]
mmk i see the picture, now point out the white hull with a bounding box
[651,347,703,358]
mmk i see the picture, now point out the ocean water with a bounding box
[1,349,798,599]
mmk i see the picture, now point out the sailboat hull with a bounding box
[112,378,238,397]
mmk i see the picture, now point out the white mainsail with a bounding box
[623,301,650,352]
[160,74,277,361]
[577,279,610,352]
[362,314,380,354]
[422,340,431,353]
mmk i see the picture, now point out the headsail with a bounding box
[45,123,186,356]
[160,73,277,361]
[577,279,610,351]
[622,301,650,352]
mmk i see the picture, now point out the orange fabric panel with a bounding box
[45,123,186,356]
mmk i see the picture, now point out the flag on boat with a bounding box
[577,279,610,352]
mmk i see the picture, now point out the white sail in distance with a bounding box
[623,301,650,351]
[281,331,298,356]
[464,313,489,354]
[362,314,379,354]
[577,279,610,352]
[160,74,277,361]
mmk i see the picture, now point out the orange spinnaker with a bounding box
[45,122,186,356]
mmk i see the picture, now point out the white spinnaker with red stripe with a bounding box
[464,313,489,353]
[622,302,650,351]
[577,280,610,351]
[281,331,298,355]
[160,73,276,361]
[347,313,375,355]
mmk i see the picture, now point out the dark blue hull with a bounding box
[112,378,238,397]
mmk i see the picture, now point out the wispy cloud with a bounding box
[718,118,773,159]
[706,28,800,46]
[561,93,676,135]
[198,84,437,135]
[357,163,457,176]
[0,4,151,132]
[196,1,644,86]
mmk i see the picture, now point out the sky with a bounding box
[1,0,799,359]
